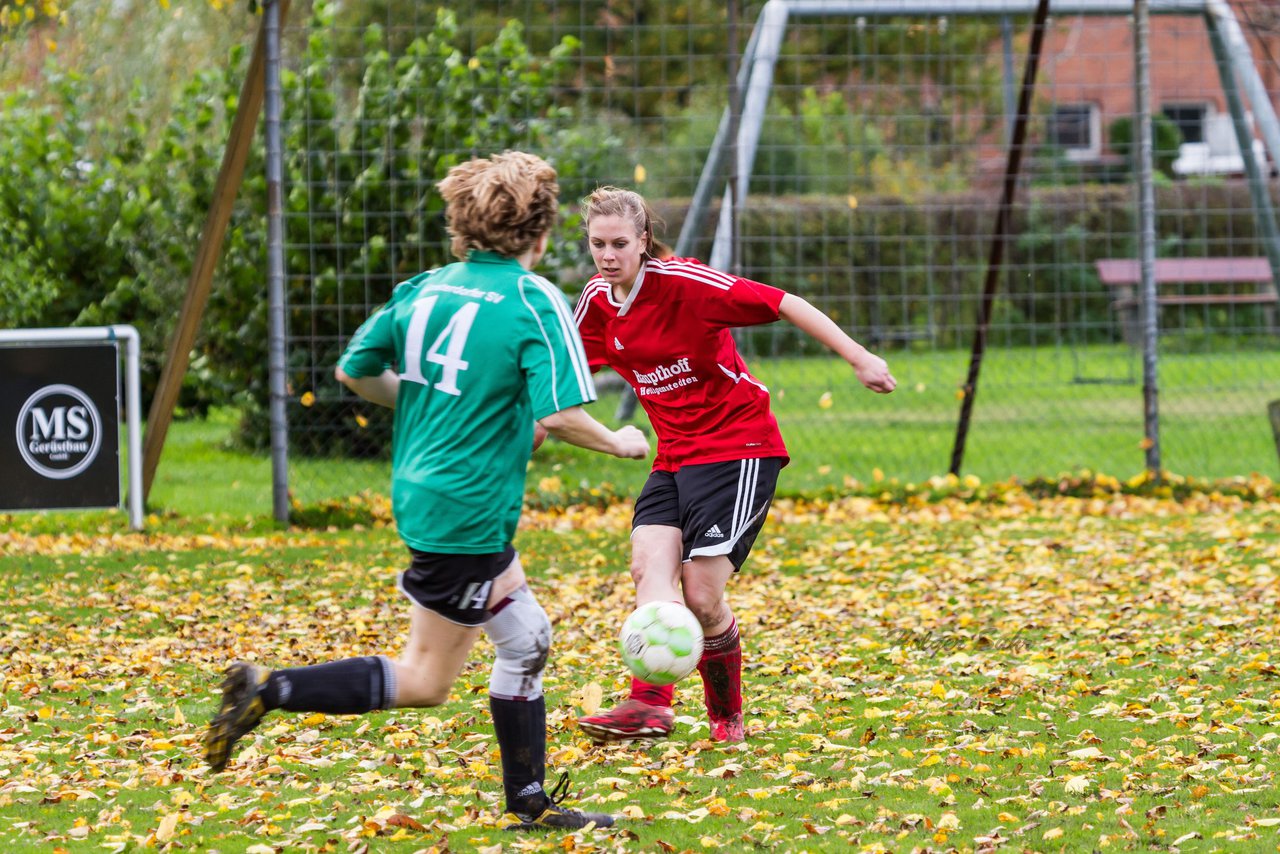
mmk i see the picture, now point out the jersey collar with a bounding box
[616,260,648,316]
[467,249,520,265]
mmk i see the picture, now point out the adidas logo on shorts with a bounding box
[704,524,724,538]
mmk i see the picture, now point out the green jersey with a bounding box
[338,251,596,553]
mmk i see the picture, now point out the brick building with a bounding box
[1033,3,1280,175]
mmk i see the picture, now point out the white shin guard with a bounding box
[484,585,552,701]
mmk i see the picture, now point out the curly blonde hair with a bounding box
[581,186,672,259]
[437,151,559,261]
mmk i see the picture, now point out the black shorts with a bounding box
[632,457,783,571]
[397,544,517,627]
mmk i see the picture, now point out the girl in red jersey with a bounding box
[573,186,897,744]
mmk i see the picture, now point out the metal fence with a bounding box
[276,0,1280,507]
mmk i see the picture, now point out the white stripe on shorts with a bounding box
[689,459,763,560]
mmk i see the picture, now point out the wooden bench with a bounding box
[1095,257,1278,343]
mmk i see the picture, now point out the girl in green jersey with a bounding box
[205,152,648,831]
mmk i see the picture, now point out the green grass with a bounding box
[2,495,1278,852]
[4,350,1279,851]
[108,344,1279,519]
[742,343,1280,487]
[531,342,1280,508]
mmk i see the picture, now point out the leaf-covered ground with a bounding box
[2,484,1279,853]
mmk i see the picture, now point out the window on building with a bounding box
[1048,103,1100,160]
[1162,103,1209,144]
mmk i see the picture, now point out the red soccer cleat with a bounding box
[709,713,745,743]
[578,699,674,743]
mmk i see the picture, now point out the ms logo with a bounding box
[16,384,103,480]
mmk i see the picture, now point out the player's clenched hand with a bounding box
[854,355,897,394]
[612,425,650,459]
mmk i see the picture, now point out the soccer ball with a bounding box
[619,601,704,686]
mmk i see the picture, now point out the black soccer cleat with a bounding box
[500,772,616,831]
[204,661,270,772]
[501,803,616,831]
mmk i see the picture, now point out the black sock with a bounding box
[260,656,395,715]
[490,695,547,812]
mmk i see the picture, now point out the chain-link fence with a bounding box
[274,0,1280,506]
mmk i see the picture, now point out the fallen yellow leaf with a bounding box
[579,682,603,716]
[156,812,180,843]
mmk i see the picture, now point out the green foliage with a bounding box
[793,87,972,197]
[318,4,1009,203]
[218,3,619,453]
[650,86,974,199]
[0,2,620,443]
[0,66,239,412]
[327,0,739,120]
[1109,112,1183,179]
[0,218,57,329]
[0,77,114,332]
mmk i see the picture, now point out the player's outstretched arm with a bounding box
[539,406,649,459]
[335,367,400,408]
[777,294,897,394]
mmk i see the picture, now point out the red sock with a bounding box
[697,617,742,720]
[629,677,674,707]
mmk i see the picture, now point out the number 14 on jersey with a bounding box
[400,295,478,396]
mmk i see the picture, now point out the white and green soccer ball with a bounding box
[619,601,705,686]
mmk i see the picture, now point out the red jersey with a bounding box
[573,256,789,471]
